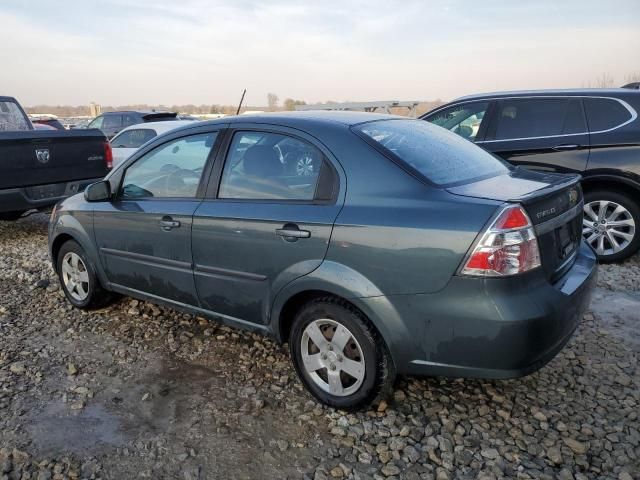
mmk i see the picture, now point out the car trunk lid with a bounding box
[447,168,584,281]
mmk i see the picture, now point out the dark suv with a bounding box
[422,89,640,262]
[87,111,179,139]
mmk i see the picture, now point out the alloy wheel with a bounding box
[300,319,365,397]
[583,200,636,256]
[61,252,90,301]
[296,155,316,176]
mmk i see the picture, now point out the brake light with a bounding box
[461,205,541,277]
[104,141,113,169]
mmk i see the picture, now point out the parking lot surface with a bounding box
[0,214,638,480]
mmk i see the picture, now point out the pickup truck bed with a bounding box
[1,96,110,218]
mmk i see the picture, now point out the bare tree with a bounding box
[592,73,615,88]
[267,93,279,111]
[625,72,640,84]
[283,98,306,111]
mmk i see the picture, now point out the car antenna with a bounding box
[236,89,247,115]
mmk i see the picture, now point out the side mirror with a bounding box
[84,181,111,202]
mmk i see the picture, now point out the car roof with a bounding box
[194,110,404,130]
[102,110,175,115]
[0,96,18,103]
[452,88,639,102]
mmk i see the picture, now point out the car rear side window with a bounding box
[584,97,633,132]
[354,119,508,186]
[112,129,157,148]
[493,98,585,140]
[218,131,324,201]
[0,101,30,131]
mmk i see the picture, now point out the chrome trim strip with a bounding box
[426,95,637,142]
[534,201,583,236]
[194,264,267,281]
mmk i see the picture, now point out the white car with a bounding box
[110,120,198,167]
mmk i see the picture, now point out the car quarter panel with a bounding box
[309,126,501,296]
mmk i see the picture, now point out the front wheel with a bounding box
[56,240,115,309]
[583,190,640,263]
[290,297,395,409]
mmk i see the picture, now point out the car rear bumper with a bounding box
[0,178,101,213]
[360,241,598,378]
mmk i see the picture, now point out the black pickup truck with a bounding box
[0,96,111,220]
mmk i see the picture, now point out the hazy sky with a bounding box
[1,0,638,107]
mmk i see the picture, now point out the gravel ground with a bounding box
[0,213,638,480]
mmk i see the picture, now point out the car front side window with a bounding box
[88,116,104,129]
[426,101,489,141]
[218,131,324,201]
[120,132,217,199]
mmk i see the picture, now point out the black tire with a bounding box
[290,297,395,410]
[0,211,25,221]
[56,240,115,309]
[583,190,640,263]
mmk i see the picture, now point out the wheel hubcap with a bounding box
[583,200,635,256]
[61,252,90,301]
[296,155,315,176]
[300,319,365,397]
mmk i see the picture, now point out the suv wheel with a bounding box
[290,297,395,409]
[583,190,640,263]
[56,240,115,309]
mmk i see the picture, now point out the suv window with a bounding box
[426,101,489,141]
[355,119,508,186]
[0,101,30,131]
[103,115,123,129]
[122,114,140,127]
[493,98,585,140]
[218,131,324,201]
[120,132,217,199]
[584,97,633,132]
[111,128,157,148]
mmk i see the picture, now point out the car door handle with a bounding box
[276,226,311,239]
[552,144,580,151]
[159,217,181,231]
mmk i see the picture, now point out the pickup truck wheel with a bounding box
[583,190,640,263]
[0,211,25,221]
[290,297,395,410]
[56,240,114,309]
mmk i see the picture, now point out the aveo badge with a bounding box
[568,188,579,206]
[35,148,50,164]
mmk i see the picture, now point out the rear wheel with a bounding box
[290,297,395,409]
[56,240,115,309]
[583,190,640,263]
[0,211,25,221]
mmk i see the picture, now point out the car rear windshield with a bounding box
[0,101,30,131]
[354,119,508,186]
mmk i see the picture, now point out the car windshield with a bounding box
[354,119,508,186]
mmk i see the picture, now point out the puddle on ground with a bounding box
[26,402,127,455]
[590,287,640,350]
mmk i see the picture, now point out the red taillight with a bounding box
[461,205,541,277]
[493,206,529,229]
[104,141,113,169]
